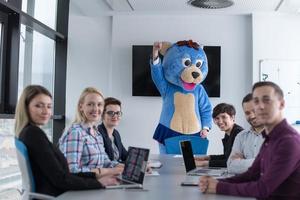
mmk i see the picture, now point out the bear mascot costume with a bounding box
[151,40,212,153]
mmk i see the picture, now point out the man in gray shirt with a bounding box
[227,93,264,174]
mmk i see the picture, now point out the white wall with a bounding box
[252,13,300,129]
[66,11,253,154]
[252,13,300,83]
[66,14,113,125]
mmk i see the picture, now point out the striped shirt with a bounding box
[59,123,118,173]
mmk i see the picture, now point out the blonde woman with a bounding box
[15,85,117,197]
[59,87,123,177]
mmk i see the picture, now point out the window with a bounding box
[0,1,69,199]
[0,119,20,198]
[19,24,56,139]
[22,0,57,30]
[0,11,8,114]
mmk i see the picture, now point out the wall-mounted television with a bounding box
[132,45,221,97]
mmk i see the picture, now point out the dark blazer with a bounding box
[19,124,103,197]
[98,123,128,163]
[209,124,244,167]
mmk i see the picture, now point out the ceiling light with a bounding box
[188,0,234,9]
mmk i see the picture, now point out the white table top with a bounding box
[55,154,255,200]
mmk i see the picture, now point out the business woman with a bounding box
[15,85,117,197]
[98,97,128,163]
[59,87,123,176]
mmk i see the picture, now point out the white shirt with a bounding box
[227,129,264,174]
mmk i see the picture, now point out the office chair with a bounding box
[15,138,55,200]
[164,135,209,155]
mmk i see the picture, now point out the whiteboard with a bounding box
[259,59,300,124]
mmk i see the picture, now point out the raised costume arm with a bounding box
[150,41,168,96]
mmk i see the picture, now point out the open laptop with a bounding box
[180,140,226,177]
[106,146,150,189]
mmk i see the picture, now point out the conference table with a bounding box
[55,155,255,200]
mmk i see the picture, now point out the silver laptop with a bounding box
[106,146,149,189]
[180,140,226,177]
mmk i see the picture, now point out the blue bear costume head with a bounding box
[162,40,208,91]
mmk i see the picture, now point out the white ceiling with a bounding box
[102,0,300,15]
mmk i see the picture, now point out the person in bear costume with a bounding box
[151,40,212,153]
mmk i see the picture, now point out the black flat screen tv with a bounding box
[132,45,221,97]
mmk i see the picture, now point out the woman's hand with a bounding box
[195,160,209,167]
[96,166,123,178]
[146,166,153,174]
[98,175,118,187]
[110,166,124,175]
[114,164,124,174]
[195,156,210,161]
[195,156,209,167]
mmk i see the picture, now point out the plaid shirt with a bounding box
[59,123,118,173]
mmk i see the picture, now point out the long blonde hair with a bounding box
[73,87,104,124]
[15,85,52,137]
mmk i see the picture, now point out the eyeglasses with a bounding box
[106,111,122,117]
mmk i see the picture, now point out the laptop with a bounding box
[106,146,150,189]
[180,140,226,177]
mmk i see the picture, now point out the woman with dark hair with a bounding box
[15,85,117,197]
[98,97,128,163]
[195,103,244,168]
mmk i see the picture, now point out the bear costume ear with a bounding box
[159,42,172,56]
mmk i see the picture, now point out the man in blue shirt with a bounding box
[199,81,300,200]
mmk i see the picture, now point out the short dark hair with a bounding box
[103,97,122,114]
[252,81,284,99]
[242,93,253,105]
[212,103,236,118]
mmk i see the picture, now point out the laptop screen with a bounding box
[122,147,150,184]
[180,140,197,173]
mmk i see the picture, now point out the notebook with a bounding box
[106,146,150,189]
[180,140,227,177]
